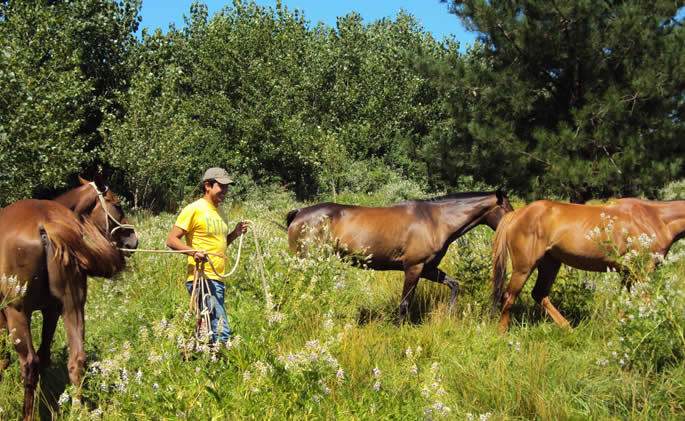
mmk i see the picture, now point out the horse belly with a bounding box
[337,236,404,270]
[549,248,618,272]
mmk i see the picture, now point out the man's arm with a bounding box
[167,225,206,262]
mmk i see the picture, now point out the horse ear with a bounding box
[93,172,106,192]
[78,176,89,185]
[496,186,507,205]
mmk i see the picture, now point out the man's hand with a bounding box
[235,220,250,236]
[192,250,207,262]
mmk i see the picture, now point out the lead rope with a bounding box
[119,219,272,310]
[201,220,272,309]
[189,261,215,344]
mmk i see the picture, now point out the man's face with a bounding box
[207,181,229,204]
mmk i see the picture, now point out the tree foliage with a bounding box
[440,0,685,201]
[0,0,140,206]
[103,0,457,206]
[2,0,684,207]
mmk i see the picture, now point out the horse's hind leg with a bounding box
[0,311,10,375]
[421,268,460,311]
[531,255,570,329]
[5,307,40,420]
[498,267,534,333]
[37,306,60,372]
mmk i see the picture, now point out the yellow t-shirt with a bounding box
[175,198,230,282]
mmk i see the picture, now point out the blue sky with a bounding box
[137,0,478,49]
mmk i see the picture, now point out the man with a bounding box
[166,167,249,344]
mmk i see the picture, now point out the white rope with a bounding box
[120,218,272,310]
[189,261,214,343]
[89,182,135,236]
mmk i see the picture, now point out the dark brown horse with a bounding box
[491,199,685,333]
[0,174,137,420]
[286,189,513,323]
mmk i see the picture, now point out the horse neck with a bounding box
[436,195,496,238]
[657,201,685,242]
[55,184,97,216]
[79,218,125,277]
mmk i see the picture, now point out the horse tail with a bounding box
[286,209,300,228]
[490,211,515,318]
[269,219,288,232]
[41,213,124,279]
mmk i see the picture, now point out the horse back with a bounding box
[0,199,122,283]
[286,201,432,267]
[286,203,353,253]
[507,200,665,269]
[0,200,71,306]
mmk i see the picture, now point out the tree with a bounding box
[100,32,202,210]
[0,0,140,206]
[440,0,685,201]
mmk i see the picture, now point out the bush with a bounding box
[588,214,685,372]
[659,179,685,200]
[317,158,426,204]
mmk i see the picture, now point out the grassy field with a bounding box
[1,189,684,420]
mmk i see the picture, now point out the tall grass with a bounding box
[1,190,684,420]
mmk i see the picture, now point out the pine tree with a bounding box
[440,0,685,201]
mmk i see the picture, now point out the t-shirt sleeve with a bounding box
[175,204,195,232]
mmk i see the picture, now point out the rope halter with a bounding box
[88,182,136,237]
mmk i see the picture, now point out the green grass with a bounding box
[1,191,684,420]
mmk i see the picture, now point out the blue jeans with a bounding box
[186,279,231,343]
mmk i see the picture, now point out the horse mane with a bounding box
[415,191,498,203]
[43,209,125,278]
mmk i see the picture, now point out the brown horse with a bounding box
[0,174,137,420]
[491,199,685,333]
[286,188,513,323]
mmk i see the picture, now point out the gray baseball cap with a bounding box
[202,167,235,185]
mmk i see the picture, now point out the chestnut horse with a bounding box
[286,189,513,323]
[491,199,685,333]
[0,174,137,420]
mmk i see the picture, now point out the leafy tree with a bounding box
[101,0,467,205]
[440,0,685,201]
[0,0,140,206]
[100,32,202,210]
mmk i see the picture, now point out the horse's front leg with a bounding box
[421,268,460,310]
[397,264,424,325]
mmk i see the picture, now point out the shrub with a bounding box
[588,213,685,371]
[659,179,685,200]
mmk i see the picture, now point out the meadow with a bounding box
[1,186,684,420]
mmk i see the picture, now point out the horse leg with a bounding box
[0,310,10,375]
[61,292,87,390]
[37,305,60,372]
[5,307,40,420]
[498,268,533,333]
[531,255,570,329]
[397,264,423,325]
[421,268,460,311]
[53,263,88,392]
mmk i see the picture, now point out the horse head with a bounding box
[484,187,514,230]
[63,174,138,251]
